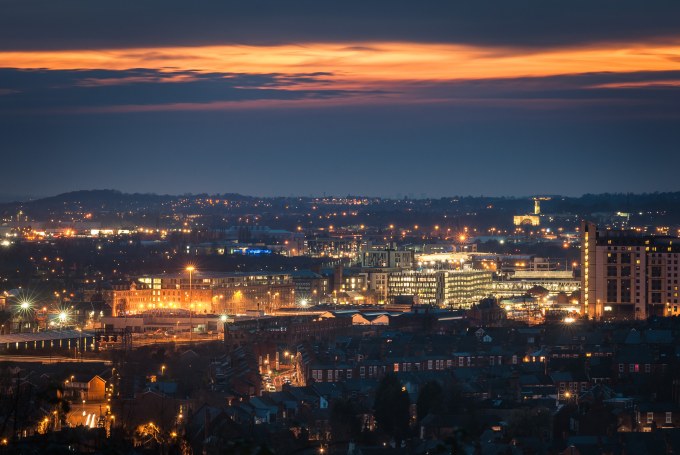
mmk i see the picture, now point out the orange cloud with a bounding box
[2,41,679,84]
[3,41,680,114]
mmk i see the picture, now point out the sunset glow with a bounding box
[4,41,679,85]
[2,0,680,197]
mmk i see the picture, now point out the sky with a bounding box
[1,0,680,199]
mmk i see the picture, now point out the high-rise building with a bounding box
[581,221,680,320]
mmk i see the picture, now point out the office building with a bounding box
[387,269,492,308]
[441,269,494,309]
[388,270,441,306]
[361,248,414,268]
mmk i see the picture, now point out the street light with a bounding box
[58,311,68,330]
[15,299,34,333]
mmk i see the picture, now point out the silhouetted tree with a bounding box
[507,407,552,441]
[330,399,361,441]
[416,381,443,422]
[373,374,410,441]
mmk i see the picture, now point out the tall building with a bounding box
[581,221,680,320]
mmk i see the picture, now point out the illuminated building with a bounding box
[581,221,680,320]
[112,271,295,315]
[493,270,580,296]
[365,269,393,304]
[513,197,550,226]
[290,270,329,305]
[306,238,361,258]
[441,269,494,309]
[361,248,413,268]
[387,270,441,306]
[387,269,492,309]
[321,266,368,295]
[513,214,540,226]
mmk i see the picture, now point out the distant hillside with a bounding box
[0,189,255,218]
[1,189,679,226]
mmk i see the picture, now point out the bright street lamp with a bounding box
[58,311,68,329]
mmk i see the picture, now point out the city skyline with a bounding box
[3,3,680,451]
[2,1,680,196]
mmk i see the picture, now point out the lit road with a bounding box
[264,365,300,392]
[0,354,111,364]
[128,333,223,347]
[66,402,109,428]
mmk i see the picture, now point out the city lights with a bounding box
[0,0,678,448]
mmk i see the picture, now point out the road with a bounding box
[127,333,223,347]
[263,365,301,392]
[66,402,110,428]
[0,354,111,364]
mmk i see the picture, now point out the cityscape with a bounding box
[2,1,680,454]
[0,192,679,454]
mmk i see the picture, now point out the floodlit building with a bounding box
[388,270,441,306]
[112,271,295,315]
[387,269,492,309]
[513,214,540,227]
[513,197,550,226]
[493,270,580,296]
[441,269,494,309]
[581,221,680,320]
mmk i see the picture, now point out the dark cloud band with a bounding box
[1,0,680,50]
